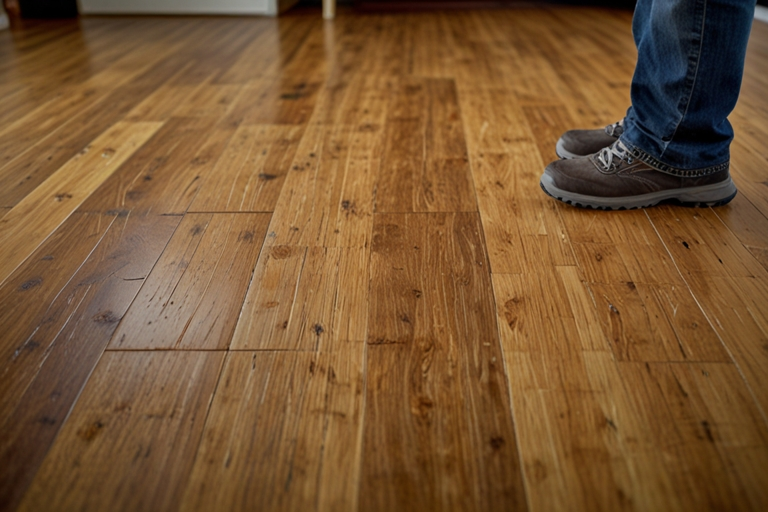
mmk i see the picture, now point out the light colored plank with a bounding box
[470,146,576,274]
[171,80,245,118]
[264,123,379,248]
[362,212,527,510]
[17,351,225,512]
[180,349,364,511]
[587,281,729,362]
[0,121,162,286]
[712,192,768,272]
[124,80,200,122]
[109,213,270,350]
[231,246,368,352]
[494,271,768,511]
[0,37,179,171]
[189,124,304,213]
[0,40,189,207]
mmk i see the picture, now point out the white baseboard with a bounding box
[0,12,9,31]
[756,5,768,24]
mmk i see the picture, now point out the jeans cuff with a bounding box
[620,140,730,178]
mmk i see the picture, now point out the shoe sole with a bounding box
[539,173,738,210]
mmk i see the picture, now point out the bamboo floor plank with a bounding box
[362,212,527,511]
[16,351,224,512]
[259,72,390,248]
[214,17,306,85]
[376,77,476,213]
[0,46,188,207]
[494,272,768,511]
[0,121,162,286]
[109,213,270,350]
[220,21,329,126]
[0,212,180,511]
[79,116,236,215]
[231,247,369,352]
[648,207,768,417]
[0,9,767,512]
[180,348,365,511]
[262,123,379,248]
[189,124,304,212]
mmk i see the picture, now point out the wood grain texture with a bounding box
[494,272,768,511]
[362,212,527,511]
[78,116,235,215]
[1,10,768,512]
[0,212,180,511]
[180,350,365,511]
[0,121,162,286]
[0,40,187,207]
[376,77,477,213]
[189,124,304,213]
[17,351,224,512]
[231,246,369,352]
[263,123,380,248]
[109,213,270,350]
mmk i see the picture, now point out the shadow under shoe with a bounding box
[541,140,737,210]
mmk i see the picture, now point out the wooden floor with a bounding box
[1,7,768,511]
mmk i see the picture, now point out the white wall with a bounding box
[78,0,274,16]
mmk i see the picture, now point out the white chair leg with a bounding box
[323,0,336,19]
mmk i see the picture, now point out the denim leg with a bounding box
[621,0,756,174]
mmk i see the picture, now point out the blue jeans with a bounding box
[620,0,756,176]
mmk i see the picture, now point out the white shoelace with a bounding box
[597,140,631,170]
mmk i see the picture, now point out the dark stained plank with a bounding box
[109,213,270,350]
[614,361,768,511]
[0,121,162,286]
[0,212,180,511]
[16,351,224,512]
[362,212,527,510]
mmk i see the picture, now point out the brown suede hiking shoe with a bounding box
[540,140,738,210]
[555,120,623,159]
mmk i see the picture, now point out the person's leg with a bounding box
[622,0,756,173]
[541,0,756,209]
